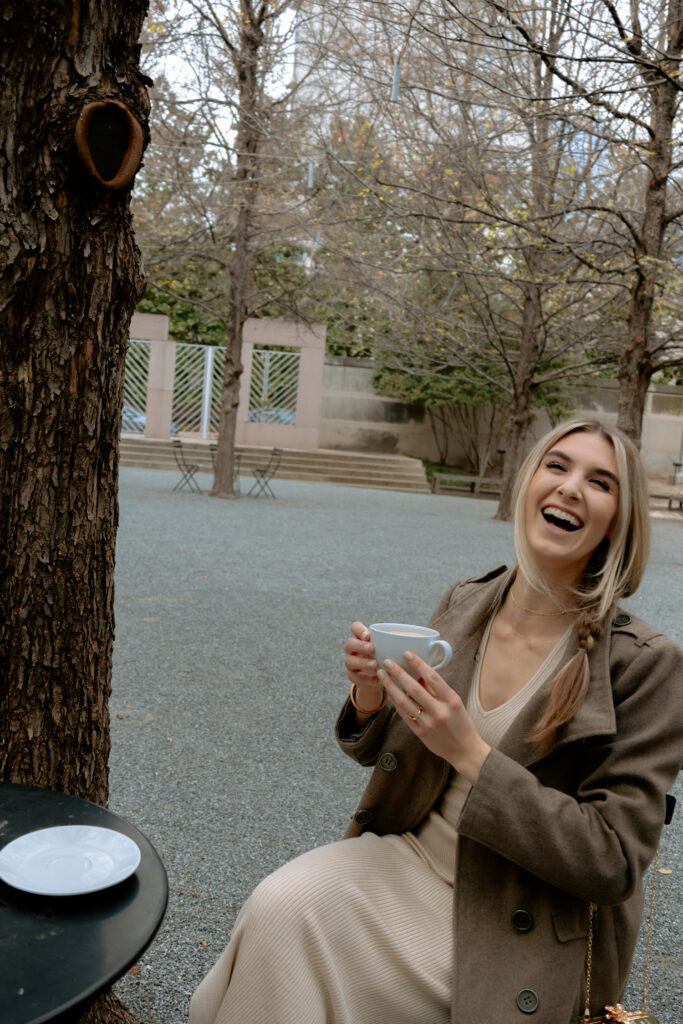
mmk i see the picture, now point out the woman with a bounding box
[190,418,683,1024]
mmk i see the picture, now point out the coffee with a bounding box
[369,622,453,673]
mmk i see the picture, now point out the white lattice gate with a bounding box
[122,340,151,433]
[123,335,312,440]
[171,343,226,437]
[248,347,300,424]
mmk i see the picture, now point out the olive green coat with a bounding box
[336,567,683,1023]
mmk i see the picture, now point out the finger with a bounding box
[344,636,374,658]
[402,652,448,699]
[351,621,371,642]
[379,657,436,711]
[379,668,425,725]
[344,653,378,674]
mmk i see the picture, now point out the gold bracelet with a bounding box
[349,683,388,715]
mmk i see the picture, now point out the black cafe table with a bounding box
[0,782,168,1024]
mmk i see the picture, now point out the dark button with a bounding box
[379,752,398,772]
[354,809,373,826]
[512,909,534,933]
[613,613,631,627]
[516,989,539,1014]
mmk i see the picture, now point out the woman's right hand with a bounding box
[343,621,385,712]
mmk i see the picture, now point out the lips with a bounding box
[542,505,583,531]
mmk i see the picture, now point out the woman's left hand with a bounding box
[378,652,491,786]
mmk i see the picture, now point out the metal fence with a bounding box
[171,343,227,436]
[248,347,300,425]
[122,339,151,433]
[124,339,299,438]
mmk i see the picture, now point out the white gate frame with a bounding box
[237,319,326,450]
[128,313,326,448]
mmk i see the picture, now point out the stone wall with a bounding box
[319,356,683,478]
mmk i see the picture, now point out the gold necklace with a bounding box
[509,587,569,617]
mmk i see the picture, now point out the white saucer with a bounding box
[0,825,141,896]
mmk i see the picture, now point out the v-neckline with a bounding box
[473,615,575,716]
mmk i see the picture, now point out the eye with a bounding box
[546,461,565,471]
[590,478,610,491]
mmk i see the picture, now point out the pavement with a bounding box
[109,469,683,1023]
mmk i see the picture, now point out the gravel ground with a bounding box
[109,468,683,1023]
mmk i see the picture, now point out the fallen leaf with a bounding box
[200,940,208,946]
[127,965,142,976]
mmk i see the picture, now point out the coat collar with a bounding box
[443,566,617,768]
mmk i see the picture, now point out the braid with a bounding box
[527,608,603,748]
[577,611,602,654]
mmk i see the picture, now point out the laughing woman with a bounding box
[190,418,683,1024]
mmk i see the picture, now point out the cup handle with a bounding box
[430,640,452,671]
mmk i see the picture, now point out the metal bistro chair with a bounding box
[172,439,201,493]
[210,443,241,495]
[248,447,283,498]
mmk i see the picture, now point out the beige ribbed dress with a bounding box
[189,622,573,1024]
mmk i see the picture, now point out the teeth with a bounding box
[544,506,582,528]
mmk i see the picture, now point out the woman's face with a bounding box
[524,430,620,584]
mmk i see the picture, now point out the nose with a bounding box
[557,474,581,501]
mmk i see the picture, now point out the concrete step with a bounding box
[120,436,431,493]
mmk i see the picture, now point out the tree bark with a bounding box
[212,7,265,498]
[494,267,541,520]
[617,71,678,441]
[1,6,150,1021]
[0,0,150,801]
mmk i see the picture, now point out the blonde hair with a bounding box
[511,418,651,745]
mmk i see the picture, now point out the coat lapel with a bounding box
[497,613,617,768]
[437,567,515,706]
[435,566,618,769]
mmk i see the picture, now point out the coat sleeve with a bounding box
[335,697,394,767]
[457,633,683,905]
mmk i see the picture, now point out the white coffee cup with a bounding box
[369,623,453,672]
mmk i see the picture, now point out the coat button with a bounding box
[379,752,398,772]
[354,809,374,826]
[516,989,539,1013]
[512,909,534,932]
[613,613,631,627]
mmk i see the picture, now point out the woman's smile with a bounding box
[525,431,619,581]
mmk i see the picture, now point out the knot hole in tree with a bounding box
[75,99,144,191]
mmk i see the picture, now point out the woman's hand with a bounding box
[378,652,491,785]
[343,621,385,713]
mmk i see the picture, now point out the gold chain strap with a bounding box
[584,902,595,1020]
[640,847,658,1011]
[583,849,659,1021]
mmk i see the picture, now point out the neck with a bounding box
[504,572,578,633]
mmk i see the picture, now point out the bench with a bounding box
[649,491,683,512]
[432,473,502,496]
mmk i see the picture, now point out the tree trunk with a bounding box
[212,13,265,499]
[494,271,541,520]
[616,74,677,441]
[0,2,150,1016]
[427,407,450,464]
[213,207,250,500]
[0,0,150,795]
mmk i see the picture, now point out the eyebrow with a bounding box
[546,448,620,487]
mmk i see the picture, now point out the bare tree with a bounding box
[1,1,151,1020]
[480,0,683,441]
[141,1,316,498]
[296,1,621,515]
